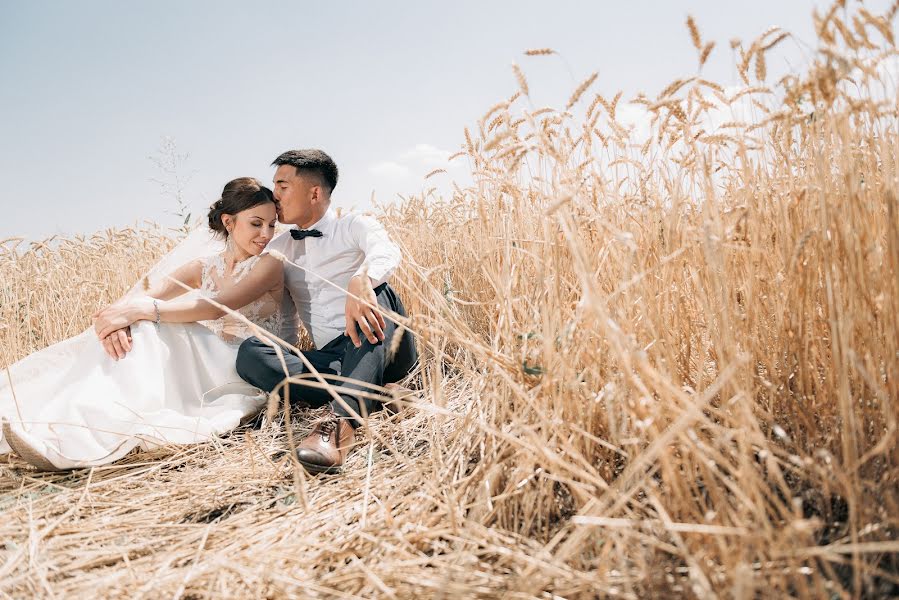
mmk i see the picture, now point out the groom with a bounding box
[236,149,417,474]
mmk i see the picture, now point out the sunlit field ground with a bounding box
[2,3,897,597]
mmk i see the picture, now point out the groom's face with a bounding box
[273,165,320,226]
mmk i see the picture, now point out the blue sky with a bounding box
[0,0,883,240]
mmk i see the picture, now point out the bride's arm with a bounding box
[94,256,282,339]
[153,256,282,323]
[95,259,204,360]
[97,260,202,318]
[141,259,204,300]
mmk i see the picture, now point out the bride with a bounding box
[1,177,287,470]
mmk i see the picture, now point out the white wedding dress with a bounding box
[0,236,286,471]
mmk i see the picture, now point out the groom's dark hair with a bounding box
[272,149,338,195]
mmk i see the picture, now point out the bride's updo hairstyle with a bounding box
[207,177,275,238]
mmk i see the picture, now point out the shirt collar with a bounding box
[301,208,335,232]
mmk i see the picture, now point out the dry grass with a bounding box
[0,226,178,359]
[2,2,898,597]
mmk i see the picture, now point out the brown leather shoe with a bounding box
[295,415,355,474]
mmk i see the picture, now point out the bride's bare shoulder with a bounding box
[255,254,285,281]
[254,254,285,294]
[144,258,205,300]
[170,258,205,288]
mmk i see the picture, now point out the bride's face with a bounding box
[226,202,278,257]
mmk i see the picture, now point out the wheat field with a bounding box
[1,2,898,598]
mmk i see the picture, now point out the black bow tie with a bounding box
[290,228,323,240]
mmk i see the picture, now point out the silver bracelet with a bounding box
[152,299,161,326]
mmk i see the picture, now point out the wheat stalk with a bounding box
[511,63,529,96]
[686,15,702,50]
[566,72,598,110]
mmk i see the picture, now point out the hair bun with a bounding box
[207,199,226,234]
[205,177,276,239]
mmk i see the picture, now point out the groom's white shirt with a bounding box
[265,208,401,349]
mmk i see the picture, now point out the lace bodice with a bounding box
[199,254,282,344]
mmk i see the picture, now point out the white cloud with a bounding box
[367,143,465,183]
[368,160,412,180]
[363,143,472,206]
[399,143,455,168]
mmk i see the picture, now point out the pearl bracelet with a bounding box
[152,299,161,326]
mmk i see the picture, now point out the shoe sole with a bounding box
[2,420,62,471]
[296,456,343,475]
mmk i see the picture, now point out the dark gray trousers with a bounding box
[236,284,417,428]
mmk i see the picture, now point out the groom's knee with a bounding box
[236,337,267,385]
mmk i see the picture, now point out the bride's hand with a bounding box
[101,327,133,361]
[94,298,155,341]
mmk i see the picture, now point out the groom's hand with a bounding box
[101,327,133,360]
[345,275,385,347]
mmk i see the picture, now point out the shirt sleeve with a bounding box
[349,214,401,287]
[261,230,291,259]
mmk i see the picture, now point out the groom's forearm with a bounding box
[350,273,379,289]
